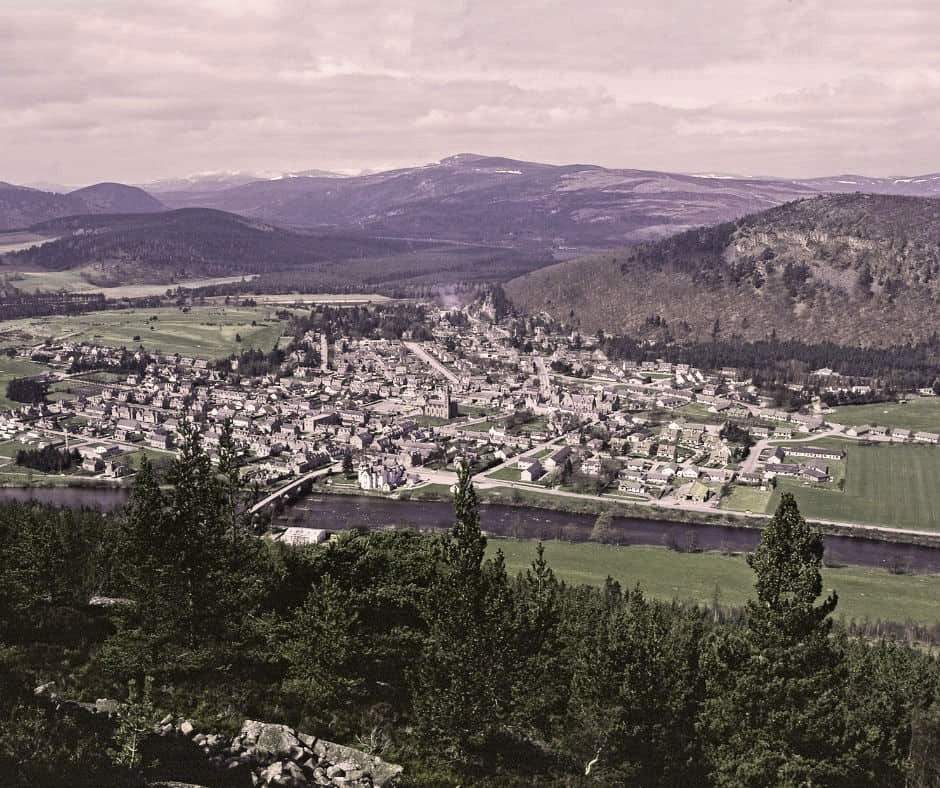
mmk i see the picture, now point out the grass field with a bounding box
[720,485,772,513]
[676,402,727,425]
[487,466,523,481]
[9,269,257,298]
[769,443,940,531]
[124,448,174,469]
[830,398,940,432]
[492,539,940,626]
[0,357,54,409]
[3,306,286,359]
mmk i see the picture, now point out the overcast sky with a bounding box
[3,0,939,186]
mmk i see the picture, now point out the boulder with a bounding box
[95,698,120,715]
[259,759,307,787]
[239,720,303,761]
[313,739,402,787]
[34,681,57,698]
[179,720,196,737]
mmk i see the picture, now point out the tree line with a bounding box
[15,445,81,473]
[1,424,940,785]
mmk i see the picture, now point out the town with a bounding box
[1,294,936,536]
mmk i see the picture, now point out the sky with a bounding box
[2,0,940,187]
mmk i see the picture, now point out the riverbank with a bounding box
[490,538,940,628]
[273,490,940,575]
[398,480,940,549]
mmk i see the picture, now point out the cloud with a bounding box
[1,0,939,184]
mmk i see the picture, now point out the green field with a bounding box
[10,269,255,298]
[487,466,523,481]
[720,485,772,513]
[676,402,727,425]
[830,398,940,432]
[769,443,940,530]
[0,357,54,409]
[492,539,940,626]
[5,306,286,359]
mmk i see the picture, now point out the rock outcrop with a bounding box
[33,683,402,788]
[166,718,402,788]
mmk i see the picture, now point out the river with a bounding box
[3,486,940,574]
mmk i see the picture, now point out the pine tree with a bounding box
[110,676,156,771]
[111,421,263,672]
[511,543,565,739]
[281,575,365,719]
[342,451,355,477]
[700,493,857,786]
[412,464,519,767]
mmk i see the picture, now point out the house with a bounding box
[702,468,734,484]
[103,460,130,478]
[785,446,844,461]
[358,463,405,492]
[892,429,911,443]
[846,424,870,437]
[915,431,940,444]
[685,481,712,503]
[801,466,830,483]
[766,463,801,478]
[147,429,173,450]
[618,478,647,496]
[580,457,603,476]
[542,446,572,472]
[520,460,545,483]
[82,456,104,473]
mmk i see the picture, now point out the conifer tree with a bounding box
[412,464,519,766]
[111,421,263,672]
[110,676,156,771]
[699,493,857,786]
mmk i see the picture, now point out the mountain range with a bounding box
[6,154,940,247]
[505,193,940,348]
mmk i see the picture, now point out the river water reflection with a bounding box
[3,486,939,574]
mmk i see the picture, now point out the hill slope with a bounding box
[160,154,818,247]
[160,154,940,250]
[0,181,165,230]
[505,194,940,347]
[0,182,88,231]
[0,208,546,290]
[68,182,165,213]
[5,208,431,281]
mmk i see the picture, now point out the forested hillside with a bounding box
[1,426,939,786]
[0,182,88,231]
[2,208,550,290]
[5,209,433,279]
[507,194,940,347]
[67,183,165,214]
[0,182,165,231]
